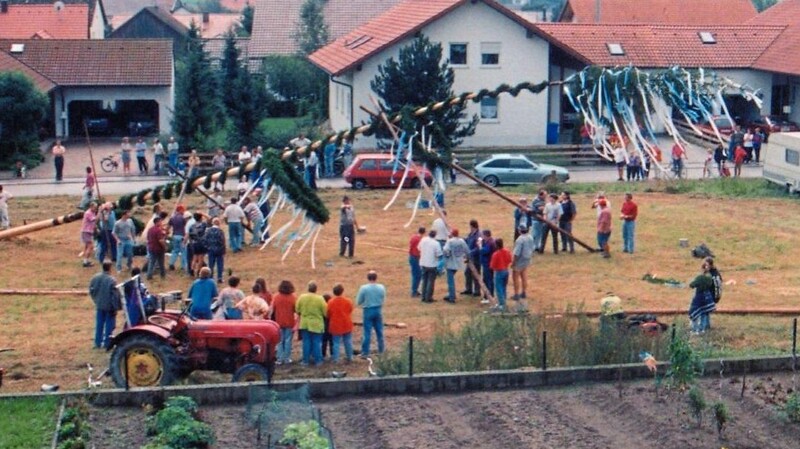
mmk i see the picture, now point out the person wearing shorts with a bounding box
[80,202,98,267]
[512,224,535,300]
[121,137,133,175]
[596,199,612,258]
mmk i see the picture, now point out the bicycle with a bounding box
[100,154,119,173]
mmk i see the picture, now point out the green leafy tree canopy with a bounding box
[0,72,48,166]
[295,0,329,55]
[370,35,477,153]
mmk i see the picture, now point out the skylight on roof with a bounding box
[699,31,716,44]
[10,44,24,53]
[607,43,624,56]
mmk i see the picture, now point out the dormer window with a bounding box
[699,31,716,44]
[607,43,624,56]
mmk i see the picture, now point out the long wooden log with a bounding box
[0,289,86,296]
[0,161,264,241]
[450,163,596,252]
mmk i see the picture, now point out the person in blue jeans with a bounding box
[408,227,425,297]
[168,205,188,271]
[356,270,386,356]
[443,228,468,303]
[203,219,226,283]
[324,141,337,177]
[223,198,245,253]
[88,262,120,348]
[113,209,136,272]
[489,238,512,312]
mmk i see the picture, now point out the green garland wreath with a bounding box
[151,185,162,204]
[203,173,213,190]
[262,151,329,224]
[162,182,173,200]
[136,189,152,207]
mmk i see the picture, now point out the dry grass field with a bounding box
[0,180,798,392]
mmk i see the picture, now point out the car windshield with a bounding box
[714,118,732,128]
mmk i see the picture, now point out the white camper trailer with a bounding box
[763,132,800,193]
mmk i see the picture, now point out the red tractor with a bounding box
[108,309,280,388]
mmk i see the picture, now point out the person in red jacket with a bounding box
[272,280,297,365]
[489,238,512,311]
[408,226,425,298]
[326,284,354,362]
[620,193,638,254]
[733,144,747,177]
[596,199,612,258]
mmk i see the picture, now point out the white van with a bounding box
[763,132,800,193]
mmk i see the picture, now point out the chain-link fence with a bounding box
[246,384,335,448]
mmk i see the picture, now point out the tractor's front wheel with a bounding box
[232,363,271,383]
[110,334,179,387]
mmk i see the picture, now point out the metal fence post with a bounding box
[542,331,547,371]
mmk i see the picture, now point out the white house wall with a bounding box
[90,4,106,39]
[55,85,174,137]
[335,1,551,149]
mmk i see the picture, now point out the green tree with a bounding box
[172,22,223,150]
[237,3,254,36]
[752,0,778,12]
[264,55,328,118]
[220,30,241,116]
[295,0,329,55]
[0,72,48,166]
[370,35,477,152]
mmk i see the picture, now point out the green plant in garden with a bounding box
[56,399,92,449]
[144,396,214,448]
[712,402,729,438]
[280,420,329,449]
[783,392,800,423]
[687,386,707,427]
[164,396,199,415]
[667,333,703,391]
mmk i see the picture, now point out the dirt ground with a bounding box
[84,371,800,449]
[318,371,800,449]
[1,187,800,392]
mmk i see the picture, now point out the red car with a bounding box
[746,115,800,141]
[697,115,734,136]
[344,153,433,189]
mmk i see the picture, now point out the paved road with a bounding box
[2,163,763,198]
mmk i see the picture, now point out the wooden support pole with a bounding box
[450,163,595,252]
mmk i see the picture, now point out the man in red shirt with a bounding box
[408,226,425,298]
[733,145,747,177]
[146,216,167,280]
[620,193,638,254]
[326,284,354,362]
[671,143,686,178]
[596,199,612,258]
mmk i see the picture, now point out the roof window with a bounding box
[10,43,24,53]
[607,43,624,56]
[699,31,716,44]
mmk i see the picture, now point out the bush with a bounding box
[165,396,199,415]
[376,308,671,375]
[687,386,706,427]
[280,420,329,449]
[783,392,800,423]
[667,332,703,391]
[712,401,730,437]
[144,396,214,449]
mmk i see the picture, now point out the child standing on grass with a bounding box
[489,238,512,312]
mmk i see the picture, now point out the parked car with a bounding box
[344,153,433,189]
[473,154,569,187]
[746,115,800,141]
[128,118,157,136]
[697,115,734,136]
[85,117,111,135]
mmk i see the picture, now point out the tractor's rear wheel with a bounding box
[232,363,271,383]
[110,334,179,387]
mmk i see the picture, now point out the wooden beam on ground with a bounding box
[0,289,86,296]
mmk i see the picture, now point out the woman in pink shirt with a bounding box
[596,199,612,259]
[80,202,98,267]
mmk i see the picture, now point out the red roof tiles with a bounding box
[559,0,757,25]
[0,39,173,86]
[536,23,784,69]
[0,50,56,92]
[748,0,800,76]
[309,0,580,76]
[0,4,90,39]
[250,0,403,57]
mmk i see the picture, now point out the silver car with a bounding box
[473,154,569,187]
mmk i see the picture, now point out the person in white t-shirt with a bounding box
[0,184,13,230]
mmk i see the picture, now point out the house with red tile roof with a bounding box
[309,0,592,148]
[250,0,403,58]
[0,39,174,137]
[557,0,757,25]
[4,0,108,39]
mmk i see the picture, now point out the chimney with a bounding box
[202,12,209,23]
[1,1,8,14]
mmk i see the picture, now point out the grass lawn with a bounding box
[258,116,306,133]
[0,396,59,448]
[0,178,798,391]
